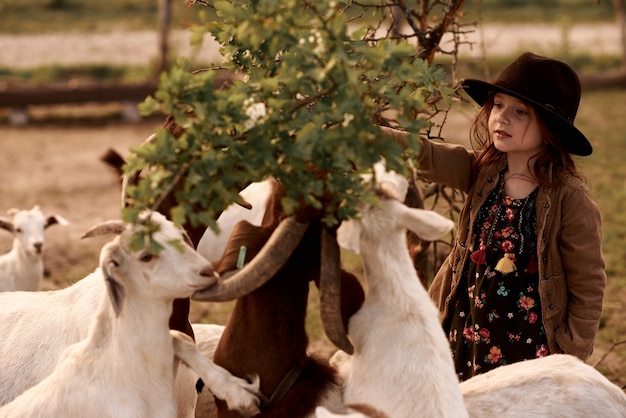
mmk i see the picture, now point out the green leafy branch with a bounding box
[123,0,458,234]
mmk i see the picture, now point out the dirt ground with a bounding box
[0,115,229,323]
[0,118,161,289]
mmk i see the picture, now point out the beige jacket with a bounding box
[383,127,606,360]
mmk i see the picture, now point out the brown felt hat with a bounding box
[462,52,592,156]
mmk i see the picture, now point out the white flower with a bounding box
[341,113,354,127]
[243,100,267,130]
[308,29,325,55]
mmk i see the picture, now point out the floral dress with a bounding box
[445,171,548,381]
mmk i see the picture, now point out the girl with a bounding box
[383,52,606,381]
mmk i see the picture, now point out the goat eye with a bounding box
[139,252,154,262]
[15,228,22,233]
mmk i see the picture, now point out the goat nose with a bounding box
[33,242,43,254]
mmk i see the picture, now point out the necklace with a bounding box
[504,172,539,199]
[504,172,536,183]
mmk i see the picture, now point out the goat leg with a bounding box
[171,330,261,417]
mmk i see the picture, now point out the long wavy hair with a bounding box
[469,92,585,187]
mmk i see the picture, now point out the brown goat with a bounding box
[194,181,365,418]
[104,112,365,417]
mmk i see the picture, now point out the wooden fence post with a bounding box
[157,0,172,76]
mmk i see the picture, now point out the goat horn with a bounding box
[319,227,354,355]
[192,216,309,302]
[81,220,126,239]
[0,218,13,232]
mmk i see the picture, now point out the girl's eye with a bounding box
[515,108,528,116]
[139,252,154,262]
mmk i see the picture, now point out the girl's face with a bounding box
[488,93,544,158]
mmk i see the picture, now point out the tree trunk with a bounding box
[157,0,172,76]
[613,0,626,68]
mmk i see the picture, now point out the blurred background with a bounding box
[1,0,624,122]
[0,0,624,389]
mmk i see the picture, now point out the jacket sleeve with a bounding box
[379,126,476,193]
[554,185,606,360]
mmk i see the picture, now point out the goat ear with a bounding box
[336,219,361,254]
[0,218,13,233]
[45,214,70,229]
[101,244,127,317]
[398,206,455,242]
[103,259,126,317]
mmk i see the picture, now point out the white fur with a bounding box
[197,178,274,263]
[460,354,626,418]
[0,205,68,291]
[0,267,200,418]
[0,272,101,405]
[316,406,371,418]
[0,212,260,418]
[333,163,626,418]
[191,323,226,418]
[337,164,461,418]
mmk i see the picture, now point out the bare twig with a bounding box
[592,339,626,368]
[185,0,215,8]
[151,158,196,213]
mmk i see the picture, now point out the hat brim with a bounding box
[462,79,592,156]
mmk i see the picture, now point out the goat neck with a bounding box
[9,248,43,292]
[343,199,466,418]
[213,221,340,418]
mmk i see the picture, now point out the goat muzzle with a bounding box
[191,216,309,302]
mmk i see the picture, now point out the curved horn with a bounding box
[81,220,126,239]
[0,218,14,233]
[319,227,354,354]
[192,216,309,302]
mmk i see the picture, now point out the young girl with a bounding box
[383,52,606,381]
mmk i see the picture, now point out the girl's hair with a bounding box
[469,93,585,187]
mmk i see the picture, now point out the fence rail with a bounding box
[0,82,157,108]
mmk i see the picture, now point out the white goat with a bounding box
[196,178,275,263]
[0,258,199,418]
[0,205,68,291]
[336,163,461,418]
[331,164,626,418]
[322,354,626,418]
[0,212,260,418]
[460,353,626,417]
